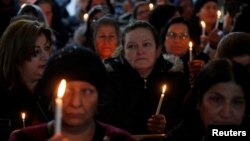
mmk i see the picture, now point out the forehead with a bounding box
[125,27,154,41]
[168,23,188,32]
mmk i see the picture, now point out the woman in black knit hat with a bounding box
[8,45,135,141]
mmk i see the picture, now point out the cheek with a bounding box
[199,102,217,126]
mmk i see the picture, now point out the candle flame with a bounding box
[217,10,221,19]
[149,3,154,11]
[189,41,193,50]
[162,84,167,94]
[57,79,66,98]
[21,112,26,120]
[83,13,89,21]
[201,21,206,28]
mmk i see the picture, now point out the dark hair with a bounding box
[17,4,48,25]
[148,4,181,35]
[121,20,160,49]
[0,19,52,87]
[132,1,149,19]
[216,32,250,58]
[86,0,115,14]
[185,59,250,125]
[193,0,217,14]
[161,17,192,46]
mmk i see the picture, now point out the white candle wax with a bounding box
[189,41,193,62]
[215,10,221,29]
[156,84,167,115]
[200,21,206,36]
[149,3,154,11]
[55,98,62,134]
[21,112,26,128]
[55,79,66,134]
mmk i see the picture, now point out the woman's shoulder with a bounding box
[8,123,49,141]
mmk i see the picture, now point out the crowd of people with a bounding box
[0,0,249,141]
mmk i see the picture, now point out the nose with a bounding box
[70,92,82,108]
[219,103,232,119]
[136,45,144,55]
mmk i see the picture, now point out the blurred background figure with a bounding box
[0,19,52,140]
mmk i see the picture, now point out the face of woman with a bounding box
[165,23,190,57]
[124,27,160,77]
[199,82,246,129]
[197,1,218,26]
[19,33,51,82]
[61,81,98,127]
[95,24,118,59]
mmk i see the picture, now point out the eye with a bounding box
[232,98,245,107]
[143,42,151,48]
[44,45,51,52]
[209,95,223,105]
[31,47,41,57]
[81,88,95,96]
[126,44,137,50]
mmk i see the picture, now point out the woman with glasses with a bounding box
[0,19,52,140]
[162,17,205,82]
[98,20,189,134]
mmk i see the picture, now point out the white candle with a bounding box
[189,41,193,62]
[83,13,89,22]
[200,21,206,36]
[55,79,66,134]
[21,112,26,128]
[156,84,167,115]
[149,3,154,11]
[215,10,221,29]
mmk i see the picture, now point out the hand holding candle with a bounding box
[189,41,193,62]
[215,10,221,29]
[200,21,206,36]
[156,84,167,115]
[55,79,66,134]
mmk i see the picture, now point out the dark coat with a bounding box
[7,121,135,141]
[97,55,190,134]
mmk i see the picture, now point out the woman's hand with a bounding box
[147,114,166,133]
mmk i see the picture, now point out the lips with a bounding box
[66,113,85,119]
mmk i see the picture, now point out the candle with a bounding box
[149,3,154,11]
[189,41,193,62]
[55,79,66,134]
[215,10,221,29]
[200,21,206,36]
[156,84,167,115]
[21,112,26,128]
[83,13,89,22]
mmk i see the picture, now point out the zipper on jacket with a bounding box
[144,79,147,89]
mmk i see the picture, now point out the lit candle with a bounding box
[83,13,89,22]
[149,3,154,11]
[55,79,66,134]
[215,10,221,29]
[189,41,193,62]
[21,112,26,128]
[156,84,167,115]
[200,21,206,36]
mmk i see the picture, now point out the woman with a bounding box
[162,17,205,81]
[93,16,120,60]
[98,20,189,134]
[8,46,134,141]
[165,59,250,141]
[0,19,52,140]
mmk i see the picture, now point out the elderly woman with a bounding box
[98,20,189,134]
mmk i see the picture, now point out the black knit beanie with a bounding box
[36,45,107,99]
[194,0,218,14]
